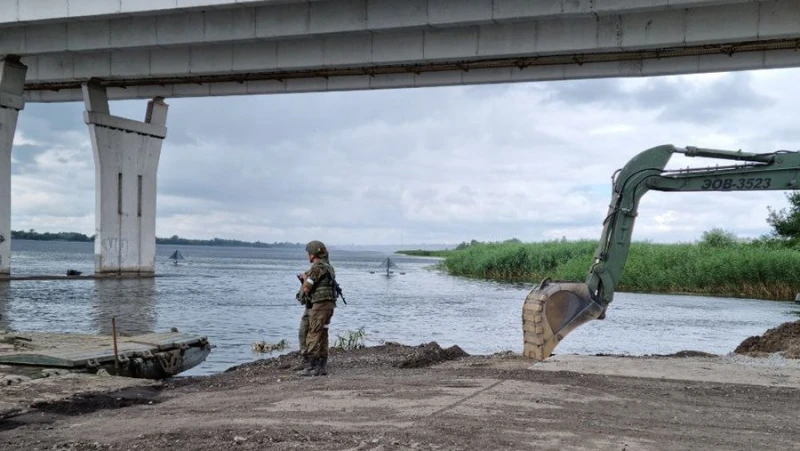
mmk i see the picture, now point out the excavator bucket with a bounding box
[522,280,606,361]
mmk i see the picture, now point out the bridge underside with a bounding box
[1,0,799,275]
[4,0,799,102]
[20,41,800,102]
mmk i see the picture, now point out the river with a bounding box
[1,240,798,376]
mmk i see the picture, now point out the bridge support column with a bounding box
[0,57,27,275]
[83,81,168,276]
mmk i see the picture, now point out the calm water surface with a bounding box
[2,240,798,376]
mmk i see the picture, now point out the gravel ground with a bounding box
[2,338,800,451]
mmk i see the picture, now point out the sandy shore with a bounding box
[2,342,799,451]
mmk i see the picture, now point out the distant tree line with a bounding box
[11,230,302,248]
[397,238,523,257]
[454,237,521,250]
[155,235,302,248]
[11,229,93,242]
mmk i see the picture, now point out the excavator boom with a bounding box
[523,144,800,361]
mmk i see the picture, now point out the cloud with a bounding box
[10,144,48,174]
[544,72,774,125]
[656,73,773,124]
[8,68,800,245]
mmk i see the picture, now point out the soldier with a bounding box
[297,240,337,376]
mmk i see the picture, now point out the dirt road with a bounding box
[2,342,799,451]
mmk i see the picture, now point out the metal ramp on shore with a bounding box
[1,331,211,380]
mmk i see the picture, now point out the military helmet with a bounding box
[305,240,328,257]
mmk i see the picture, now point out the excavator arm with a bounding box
[523,144,800,361]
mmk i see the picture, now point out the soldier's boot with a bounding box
[314,357,328,376]
[299,358,318,377]
[292,353,310,371]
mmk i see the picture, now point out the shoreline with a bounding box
[0,274,162,281]
[2,341,800,450]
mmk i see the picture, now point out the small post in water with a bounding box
[112,316,119,375]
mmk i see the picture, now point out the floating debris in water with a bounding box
[370,258,405,276]
[168,250,185,265]
[251,339,288,353]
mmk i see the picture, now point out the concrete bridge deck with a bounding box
[0,0,797,101]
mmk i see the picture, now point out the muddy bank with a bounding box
[4,319,800,450]
[734,319,800,358]
[171,342,472,391]
[3,338,800,451]
[237,341,470,371]
[0,373,160,420]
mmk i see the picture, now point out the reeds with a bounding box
[441,240,800,301]
[334,327,368,350]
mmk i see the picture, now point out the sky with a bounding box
[11,67,800,246]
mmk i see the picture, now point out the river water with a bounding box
[2,240,798,376]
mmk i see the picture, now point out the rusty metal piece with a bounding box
[112,317,119,375]
[156,350,181,376]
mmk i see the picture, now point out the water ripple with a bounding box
[2,240,798,376]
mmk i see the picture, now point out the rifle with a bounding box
[332,277,347,305]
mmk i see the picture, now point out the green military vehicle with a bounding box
[524,144,800,360]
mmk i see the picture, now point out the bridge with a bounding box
[1,0,799,275]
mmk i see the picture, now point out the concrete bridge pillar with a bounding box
[83,81,168,276]
[0,56,27,275]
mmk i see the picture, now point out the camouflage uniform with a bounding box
[298,305,310,354]
[299,240,337,376]
[292,285,312,371]
[304,260,336,357]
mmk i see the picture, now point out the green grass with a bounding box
[439,240,800,301]
[334,327,368,350]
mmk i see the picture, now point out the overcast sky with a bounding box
[11,68,800,246]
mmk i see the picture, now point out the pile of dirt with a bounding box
[172,342,471,390]
[319,341,471,369]
[393,342,469,368]
[243,342,470,370]
[664,350,717,358]
[734,320,800,358]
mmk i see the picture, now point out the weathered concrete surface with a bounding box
[0,57,26,275]
[0,0,797,101]
[0,0,762,26]
[1,345,798,451]
[84,82,168,275]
